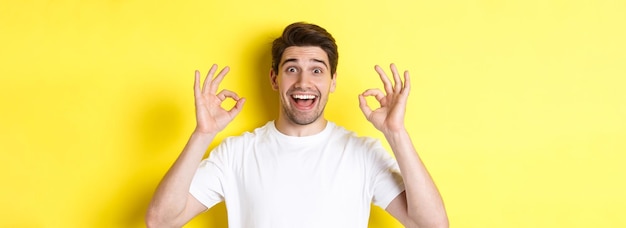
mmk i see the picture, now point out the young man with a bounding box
[146,22,448,228]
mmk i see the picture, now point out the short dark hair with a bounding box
[271,22,338,76]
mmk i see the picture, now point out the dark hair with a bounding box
[272,22,338,76]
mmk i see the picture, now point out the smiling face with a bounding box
[271,46,337,128]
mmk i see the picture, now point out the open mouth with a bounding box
[291,94,318,110]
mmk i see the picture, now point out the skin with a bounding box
[359,64,448,228]
[145,46,448,228]
[145,65,244,227]
[270,46,336,136]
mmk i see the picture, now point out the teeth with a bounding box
[292,94,316,100]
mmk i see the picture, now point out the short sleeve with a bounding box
[369,141,405,209]
[189,147,227,209]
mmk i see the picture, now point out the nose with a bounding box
[294,73,312,89]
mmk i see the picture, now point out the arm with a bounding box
[358,64,448,228]
[146,64,245,228]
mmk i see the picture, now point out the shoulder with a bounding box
[221,121,274,145]
[327,122,382,150]
[208,122,274,159]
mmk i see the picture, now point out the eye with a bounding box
[313,68,322,74]
[286,67,297,73]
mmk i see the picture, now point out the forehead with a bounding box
[281,46,329,64]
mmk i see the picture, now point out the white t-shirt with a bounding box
[189,121,405,228]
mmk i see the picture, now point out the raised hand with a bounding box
[193,64,245,135]
[358,63,410,135]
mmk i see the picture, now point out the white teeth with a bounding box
[292,94,316,100]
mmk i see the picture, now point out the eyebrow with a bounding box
[281,58,329,69]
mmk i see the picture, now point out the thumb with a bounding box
[228,97,246,117]
[358,94,372,119]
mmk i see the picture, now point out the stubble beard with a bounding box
[280,96,326,126]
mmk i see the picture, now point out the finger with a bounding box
[362,88,385,100]
[358,94,373,119]
[228,97,246,117]
[216,89,240,101]
[375,65,393,95]
[203,64,218,94]
[210,66,230,94]
[361,88,387,106]
[402,70,411,95]
[194,70,202,98]
[390,63,402,93]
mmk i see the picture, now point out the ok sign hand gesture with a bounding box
[193,64,245,135]
[358,64,410,135]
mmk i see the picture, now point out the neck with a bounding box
[274,115,328,137]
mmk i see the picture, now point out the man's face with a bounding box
[271,46,337,125]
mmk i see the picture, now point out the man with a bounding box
[146,22,448,228]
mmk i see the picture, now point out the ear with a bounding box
[330,72,337,93]
[270,69,279,91]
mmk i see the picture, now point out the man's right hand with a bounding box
[146,64,245,227]
[193,64,245,135]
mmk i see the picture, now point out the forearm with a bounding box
[385,129,448,227]
[146,131,215,225]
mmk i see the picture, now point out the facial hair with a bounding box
[282,102,326,125]
[280,88,326,125]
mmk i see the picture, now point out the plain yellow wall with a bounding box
[1,0,625,227]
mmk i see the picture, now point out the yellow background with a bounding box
[1,0,625,227]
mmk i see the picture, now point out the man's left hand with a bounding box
[358,63,411,135]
